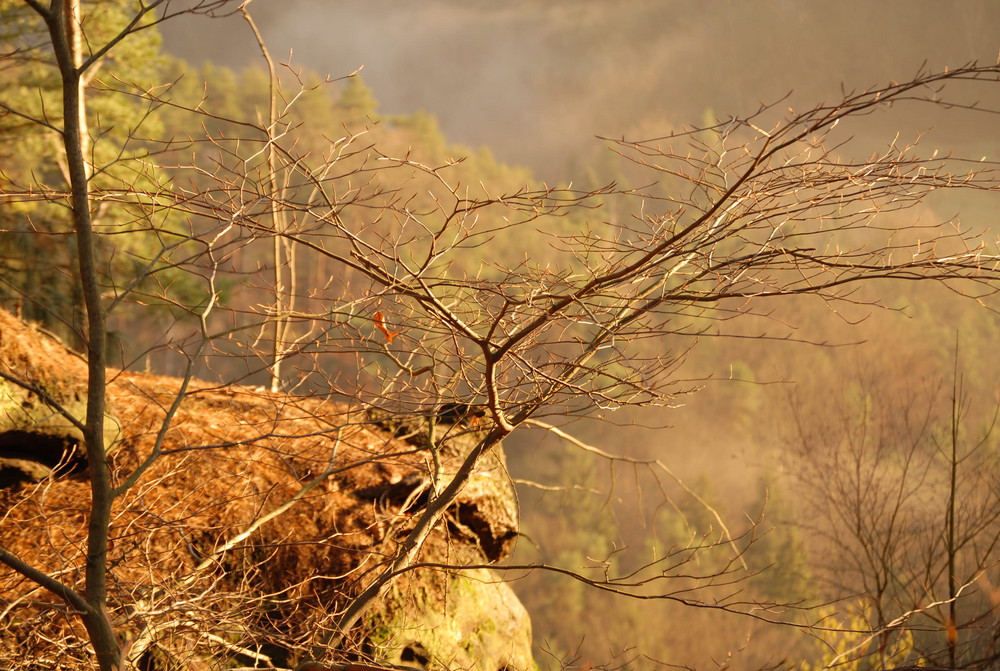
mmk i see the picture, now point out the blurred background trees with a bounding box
[0,0,167,339]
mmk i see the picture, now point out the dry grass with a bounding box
[0,310,516,669]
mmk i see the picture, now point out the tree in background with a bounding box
[1,2,1000,670]
[784,347,1000,669]
[0,0,192,341]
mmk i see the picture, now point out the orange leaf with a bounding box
[373,311,401,343]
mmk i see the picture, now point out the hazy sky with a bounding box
[161,1,1000,179]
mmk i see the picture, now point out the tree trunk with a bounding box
[45,1,119,669]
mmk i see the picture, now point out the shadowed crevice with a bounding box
[0,430,86,488]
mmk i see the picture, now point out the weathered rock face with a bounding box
[0,310,533,671]
[0,315,119,487]
[367,561,534,671]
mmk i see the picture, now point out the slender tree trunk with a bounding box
[945,341,961,668]
[241,2,292,392]
[44,2,119,669]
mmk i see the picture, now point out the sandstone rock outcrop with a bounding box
[0,310,532,671]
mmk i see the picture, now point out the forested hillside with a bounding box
[2,3,1000,671]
